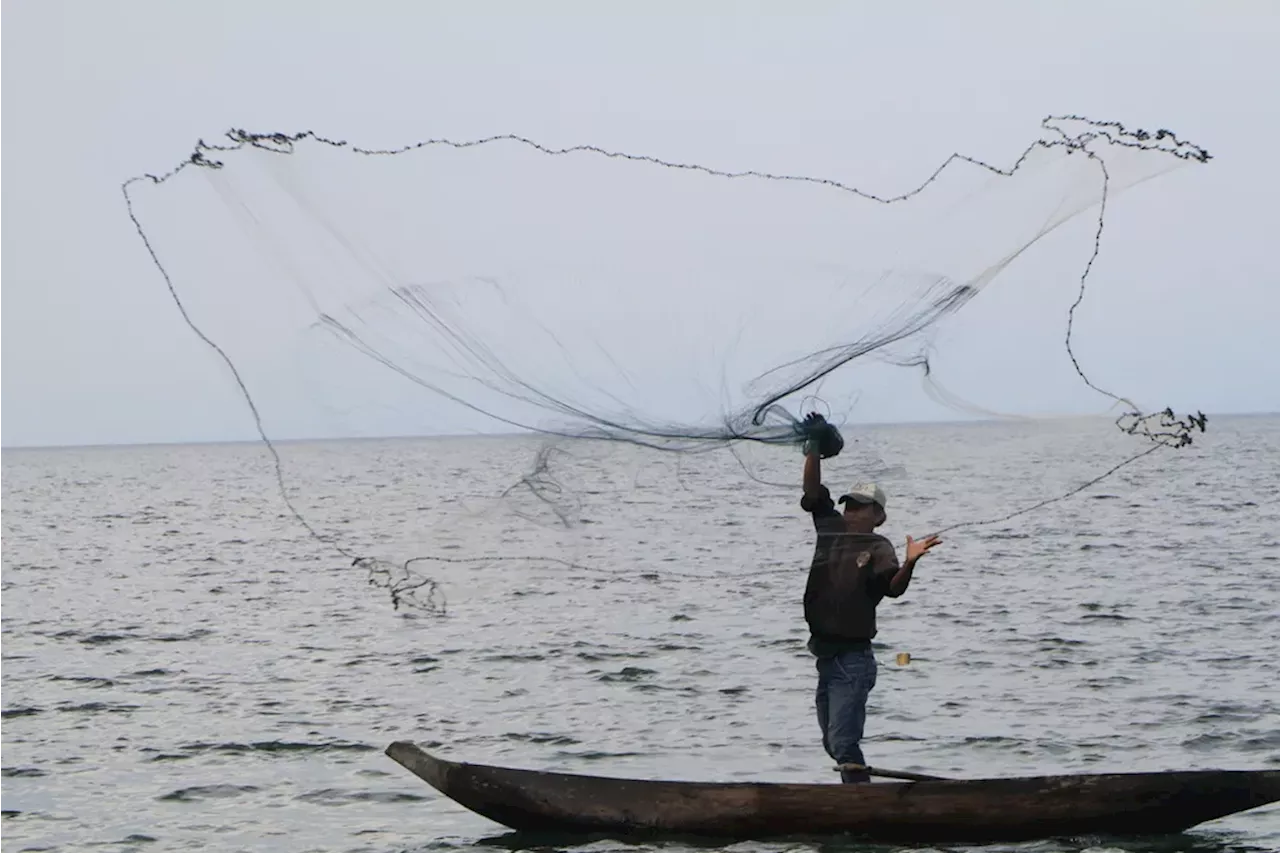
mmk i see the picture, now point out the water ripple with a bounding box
[3,418,1278,852]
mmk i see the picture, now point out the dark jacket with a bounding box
[801,484,901,656]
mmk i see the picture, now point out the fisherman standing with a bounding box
[799,413,941,782]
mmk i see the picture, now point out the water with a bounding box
[3,416,1278,853]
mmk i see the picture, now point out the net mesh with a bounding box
[123,115,1210,614]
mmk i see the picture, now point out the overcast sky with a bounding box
[3,1,1278,448]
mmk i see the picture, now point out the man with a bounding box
[799,413,940,783]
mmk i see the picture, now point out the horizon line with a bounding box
[3,409,1275,453]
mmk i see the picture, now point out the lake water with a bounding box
[3,416,1278,853]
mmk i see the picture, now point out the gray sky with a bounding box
[3,0,1278,448]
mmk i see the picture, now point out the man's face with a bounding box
[843,500,882,527]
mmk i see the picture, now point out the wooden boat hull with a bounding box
[385,741,1280,842]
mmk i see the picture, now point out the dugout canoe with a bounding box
[384,741,1280,843]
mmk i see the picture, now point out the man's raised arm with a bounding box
[804,448,823,497]
[800,413,842,509]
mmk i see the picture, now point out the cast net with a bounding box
[123,116,1209,614]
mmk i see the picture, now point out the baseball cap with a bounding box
[838,482,887,511]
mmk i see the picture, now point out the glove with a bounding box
[817,422,844,459]
[799,412,826,456]
[799,413,844,459]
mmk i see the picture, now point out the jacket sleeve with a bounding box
[872,539,905,597]
[801,484,840,530]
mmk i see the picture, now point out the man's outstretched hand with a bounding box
[800,412,844,459]
[905,534,942,563]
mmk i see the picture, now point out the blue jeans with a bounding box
[815,648,878,783]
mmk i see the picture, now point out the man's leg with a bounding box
[815,657,833,759]
[824,648,878,783]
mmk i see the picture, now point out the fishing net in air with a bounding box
[123,116,1210,615]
